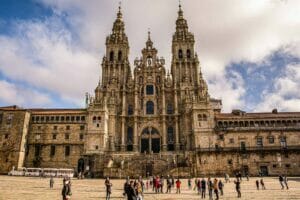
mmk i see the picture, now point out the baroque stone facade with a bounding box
[1,5,300,177]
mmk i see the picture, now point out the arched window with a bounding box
[146,101,154,114]
[167,127,175,151]
[178,49,183,59]
[127,127,133,151]
[109,51,114,62]
[128,105,133,115]
[187,49,191,59]
[118,51,122,61]
[167,104,173,114]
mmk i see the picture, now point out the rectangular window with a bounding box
[65,146,70,156]
[35,145,41,157]
[52,134,57,140]
[4,134,9,139]
[256,137,263,147]
[280,137,287,148]
[65,133,69,140]
[50,145,56,157]
[53,126,57,130]
[66,125,70,130]
[95,145,99,150]
[80,125,85,130]
[268,136,274,144]
[146,85,154,95]
[229,138,234,144]
[80,134,84,140]
[37,126,41,130]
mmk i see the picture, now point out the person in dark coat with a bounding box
[234,178,241,198]
[105,177,112,200]
[50,176,54,189]
[61,180,72,200]
[201,178,206,199]
[126,181,137,200]
[256,180,259,190]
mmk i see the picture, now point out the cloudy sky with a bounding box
[0,0,299,112]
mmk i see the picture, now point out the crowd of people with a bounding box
[47,173,290,199]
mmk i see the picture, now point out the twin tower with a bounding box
[86,4,219,155]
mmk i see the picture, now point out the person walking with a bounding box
[225,173,230,183]
[283,176,289,189]
[197,179,202,195]
[176,178,181,194]
[255,180,259,190]
[126,181,137,200]
[260,178,266,190]
[61,179,72,200]
[160,176,164,193]
[234,178,241,198]
[50,176,54,189]
[213,178,219,200]
[279,175,284,189]
[166,176,172,193]
[136,181,143,200]
[218,180,224,196]
[188,178,192,190]
[207,177,213,200]
[201,178,206,199]
[105,177,112,200]
[123,179,130,199]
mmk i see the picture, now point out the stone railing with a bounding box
[195,145,300,153]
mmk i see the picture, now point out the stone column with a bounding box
[174,89,180,151]
[162,87,167,151]
[133,88,138,151]
[120,91,126,151]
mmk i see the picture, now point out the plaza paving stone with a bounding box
[0,175,299,200]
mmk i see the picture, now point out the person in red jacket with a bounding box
[176,179,181,194]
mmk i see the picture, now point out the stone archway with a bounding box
[140,127,161,153]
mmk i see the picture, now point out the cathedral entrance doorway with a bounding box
[140,127,160,153]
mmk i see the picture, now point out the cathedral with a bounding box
[0,5,300,177]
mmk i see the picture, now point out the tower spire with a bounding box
[117,1,122,19]
[178,0,183,18]
[146,28,153,48]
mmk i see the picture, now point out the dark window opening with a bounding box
[257,137,263,147]
[146,85,154,95]
[187,49,191,59]
[4,134,9,139]
[65,133,70,140]
[128,105,134,115]
[80,134,84,140]
[66,125,70,130]
[52,134,57,140]
[53,126,57,130]
[95,145,99,150]
[65,146,70,156]
[50,145,56,157]
[146,101,154,114]
[109,51,114,62]
[35,145,41,157]
[269,136,274,144]
[178,49,183,59]
[167,127,174,151]
[127,127,133,151]
[118,51,122,61]
[80,125,85,130]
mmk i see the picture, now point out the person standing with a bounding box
[279,175,284,189]
[123,179,130,199]
[234,178,241,198]
[213,178,219,200]
[188,178,192,190]
[283,176,289,189]
[207,177,213,200]
[61,180,72,200]
[255,180,259,190]
[197,179,202,195]
[201,178,206,199]
[136,181,143,200]
[50,176,54,189]
[166,176,172,193]
[260,178,266,190]
[176,179,181,194]
[160,176,164,193]
[105,177,112,200]
[218,180,224,196]
[225,173,230,183]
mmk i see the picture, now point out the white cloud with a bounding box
[0,80,52,107]
[255,64,300,112]
[0,0,299,111]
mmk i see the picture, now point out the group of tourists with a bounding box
[51,172,290,199]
